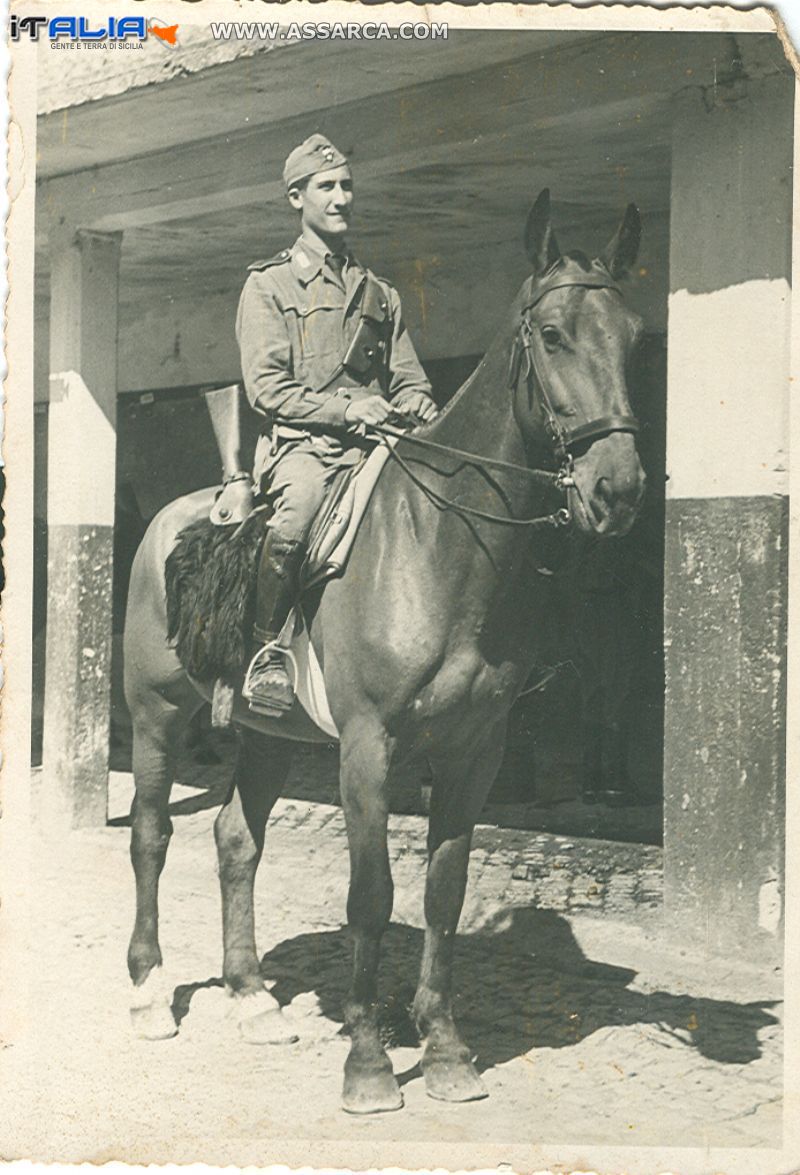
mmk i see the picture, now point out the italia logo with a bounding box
[9,14,179,44]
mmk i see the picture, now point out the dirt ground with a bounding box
[1,767,782,1169]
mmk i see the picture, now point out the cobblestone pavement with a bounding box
[1,771,783,1167]
[139,731,665,846]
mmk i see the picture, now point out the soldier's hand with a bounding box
[393,392,439,423]
[344,395,393,426]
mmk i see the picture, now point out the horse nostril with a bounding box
[595,478,614,509]
[593,470,644,516]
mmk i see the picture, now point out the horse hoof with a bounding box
[234,989,299,1045]
[130,967,177,1040]
[342,1061,403,1115]
[423,1058,488,1102]
[239,1009,299,1045]
[130,1002,178,1041]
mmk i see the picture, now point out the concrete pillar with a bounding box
[42,229,122,830]
[663,71,792,961]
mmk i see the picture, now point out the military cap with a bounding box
[283,134,348,190]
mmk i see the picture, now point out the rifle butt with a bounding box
[204,384,244,481]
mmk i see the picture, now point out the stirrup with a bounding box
[243,642,295,718]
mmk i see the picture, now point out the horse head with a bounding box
[514,188,646,537]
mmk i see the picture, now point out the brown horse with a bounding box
[124,189,645,1114]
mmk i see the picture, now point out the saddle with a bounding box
[212,439,393,590]
[301,440,393,588]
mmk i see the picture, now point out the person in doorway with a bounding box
[236,133,437,714]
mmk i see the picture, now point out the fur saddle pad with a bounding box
[165,441,393,697]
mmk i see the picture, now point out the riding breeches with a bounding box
[263,442,362,543]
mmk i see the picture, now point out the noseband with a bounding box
[510,268,640,464]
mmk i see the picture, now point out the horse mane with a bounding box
[421,281,527,431]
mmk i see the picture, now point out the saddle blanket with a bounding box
[278,610,338,738]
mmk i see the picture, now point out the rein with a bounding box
[372,433,572,530]
[369,422,565,486]
[367,266,639,531]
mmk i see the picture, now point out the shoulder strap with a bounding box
[247,249,291,272]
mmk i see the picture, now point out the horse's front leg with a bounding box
[339,721,401,1115]
[414,725,506,1102]
[214,728,298,1044]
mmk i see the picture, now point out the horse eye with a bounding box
[541,326,561,351]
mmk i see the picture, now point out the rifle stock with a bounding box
[204,384,244,481]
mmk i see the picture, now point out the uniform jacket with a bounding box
[236,235,433,479]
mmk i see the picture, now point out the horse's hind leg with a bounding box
[214,728,298,1045]
[127,696,188,1040]
[339,722,402,1115]
[414,727,506,1102]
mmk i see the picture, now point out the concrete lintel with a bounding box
[36,28,763,237]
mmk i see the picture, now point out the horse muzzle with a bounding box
[568,435,645,537]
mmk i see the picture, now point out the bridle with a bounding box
[370,265,640,530]
[511,266,640,462]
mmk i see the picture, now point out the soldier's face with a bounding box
[290,166,354,240]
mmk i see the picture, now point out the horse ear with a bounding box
[525,188,561,274]
[599,203,642,279]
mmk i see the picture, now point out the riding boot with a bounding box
[244,530,307,715]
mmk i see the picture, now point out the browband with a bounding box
[522,272,622,314]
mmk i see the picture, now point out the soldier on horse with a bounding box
[126,180,645,1112]
[236,134,438,714]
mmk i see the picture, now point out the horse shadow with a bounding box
[249,906,778,1074]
